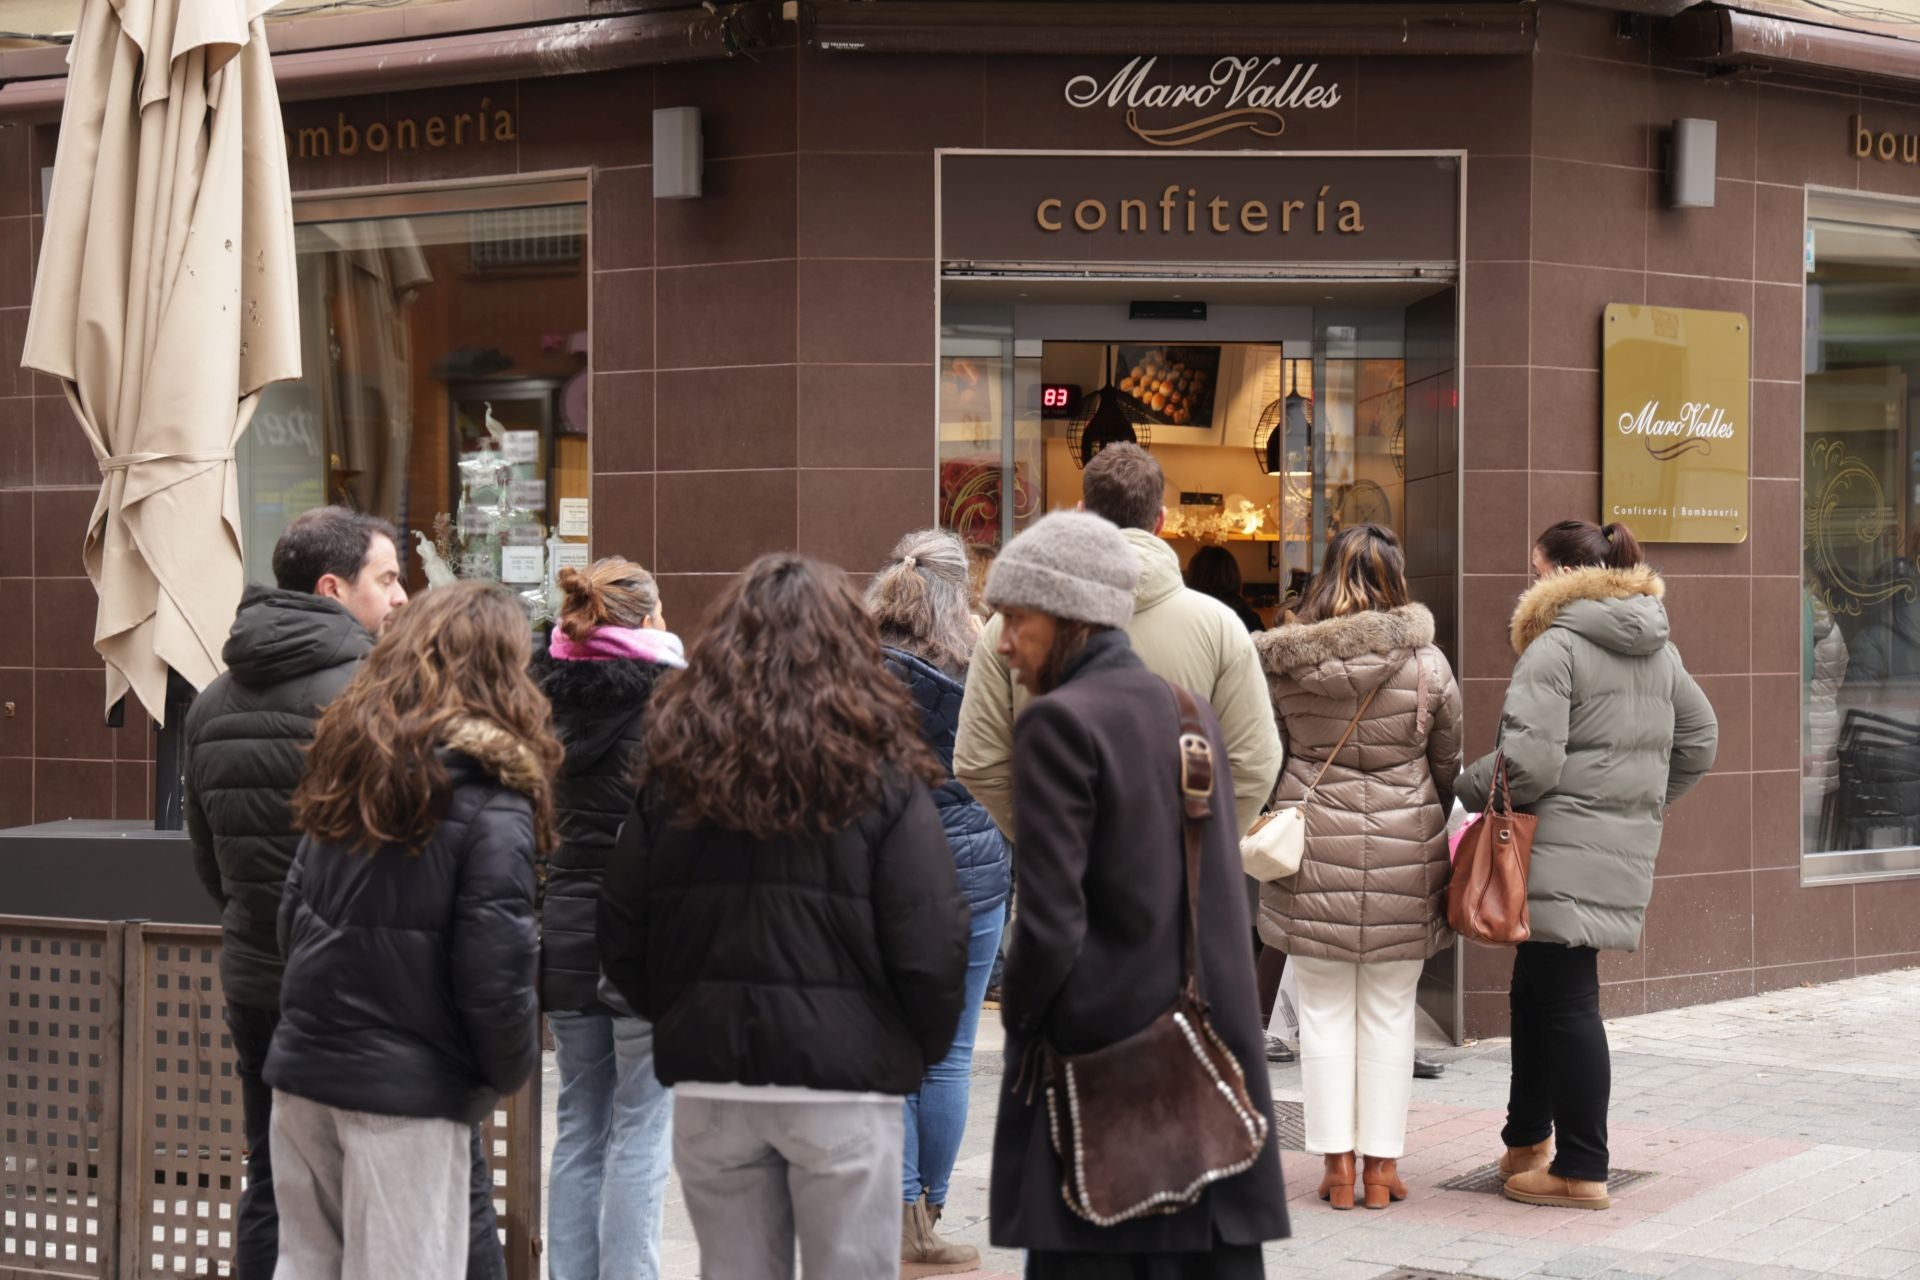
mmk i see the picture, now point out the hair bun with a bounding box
[556,565,594,600]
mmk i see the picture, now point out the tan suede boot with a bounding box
[901,1196,978,1273]
[1503,1167,1611,1210]
[1499,1138,1553,1177]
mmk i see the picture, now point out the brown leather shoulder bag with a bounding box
[1035,681,1271,1226]
[1447,751,1537,945]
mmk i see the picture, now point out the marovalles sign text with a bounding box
[940,154,1457,267]
[1601,304,1750,544]
[1064,56,1343,147]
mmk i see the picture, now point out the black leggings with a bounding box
[1502,941,1610,1182]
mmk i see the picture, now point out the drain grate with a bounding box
[1438,1162,1657,1195]
[1372,1271,1485,1280]
[1272,1100,1307,1151]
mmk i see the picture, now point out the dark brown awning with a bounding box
[1668,3,1920,89]
[805,2,1539,56]
[0,0,780,123]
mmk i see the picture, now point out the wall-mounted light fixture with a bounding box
[653,107,703,200]
[1667,117,1717,209]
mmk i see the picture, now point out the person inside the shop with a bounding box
[598,553,969,1279]
[866,529,1013,1271]
[1185,544,1264,633]
[1254,523,1462,1212]
[268,582,556,1280]
[982,510,1289,1276]
[1457,520,1717,1211]
[533,557,684,1280]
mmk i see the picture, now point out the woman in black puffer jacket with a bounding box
[532,557,683,1280]
[599,553,969,1279]
[866,529,1011,1271]
[270,583,560,1280]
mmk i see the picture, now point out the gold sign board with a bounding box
[1601,304,1750,544]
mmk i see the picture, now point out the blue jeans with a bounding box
[903,904,1005,1206]
[546,1012,675,1280]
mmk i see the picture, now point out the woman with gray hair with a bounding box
[866,530,1012,1270]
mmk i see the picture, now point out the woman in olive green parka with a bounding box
[1456,520,1716,1215]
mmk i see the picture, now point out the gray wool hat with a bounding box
[984,510,1138,630]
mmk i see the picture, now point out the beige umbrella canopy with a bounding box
[23,0,300,725]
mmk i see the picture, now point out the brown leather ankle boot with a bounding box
[1317,1152,1356,1210]
[1499,1138,1553,1177]
[1361,1156,1408,1209]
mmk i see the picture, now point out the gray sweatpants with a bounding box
[269,1090,470,1280]
[674,1096,903,1280]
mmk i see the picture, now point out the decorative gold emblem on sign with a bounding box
[1125,107,1286,147]
[1601,304,1751,544]
[1806,438,1917,617]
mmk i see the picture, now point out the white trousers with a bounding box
[270,1090,469,1280]
[1293,956,1424,1159]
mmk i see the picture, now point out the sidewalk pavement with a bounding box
[543,966,1920,1279]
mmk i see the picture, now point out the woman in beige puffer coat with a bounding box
[1256,524,1461,1212]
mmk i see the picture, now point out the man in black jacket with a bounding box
[184,506,405,1278]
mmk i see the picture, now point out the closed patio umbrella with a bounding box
[22,0,300,769]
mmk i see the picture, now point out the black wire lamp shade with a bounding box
[1066,345,1153,469]
[1253,392,1312,476]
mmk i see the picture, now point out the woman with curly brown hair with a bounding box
[598,553,969,1280]
[267,582,560,1280]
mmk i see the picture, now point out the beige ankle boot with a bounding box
[1499,1138,1553,1177]
[1503,1167,1611,1210]
[901,1196,978,1270]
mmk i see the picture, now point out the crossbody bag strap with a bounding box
[1302,680,1387,803]
[1169,682,1213,1006]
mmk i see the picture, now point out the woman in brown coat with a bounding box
[1257,524,1462,1211]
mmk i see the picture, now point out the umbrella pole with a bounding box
[151,669,196,831]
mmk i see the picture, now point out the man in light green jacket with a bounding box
[955,443,1282,843]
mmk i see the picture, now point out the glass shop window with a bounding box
[1803,192,1920,881]
[235,184,591,609]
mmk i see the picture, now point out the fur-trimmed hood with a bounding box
[1257,604,1435,697]
[1509,565,1669,657]
[531,650,667,775]
[443,716,548,797]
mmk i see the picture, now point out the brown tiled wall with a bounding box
[1454,7,1920,1033]
[0,123,157,825]
[8,16,1920,1027]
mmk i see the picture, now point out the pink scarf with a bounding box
[548,625,687,668]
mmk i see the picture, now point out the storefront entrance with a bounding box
[936,150,1466,1039]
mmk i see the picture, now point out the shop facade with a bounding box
[5,0,1920,1036]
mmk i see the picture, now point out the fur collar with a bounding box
[1509,565,1665,655]
[532,649,667,709]
[1256,604,1434,675]
[443,716,546,797]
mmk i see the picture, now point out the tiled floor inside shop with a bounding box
[541,969,1920,1279]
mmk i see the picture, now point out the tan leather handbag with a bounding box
[1036,682,1271,1227]
[1447,752,1536,945]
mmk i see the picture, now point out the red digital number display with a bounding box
[1040,383,1080,418]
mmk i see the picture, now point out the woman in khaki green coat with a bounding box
[1257,524,1462,1212]
[1457,520,1716,1214]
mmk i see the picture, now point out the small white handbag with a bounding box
[1240,684,1384,882]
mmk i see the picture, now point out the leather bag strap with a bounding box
[1169,682,1213,1005]
[1302,680,1387,804]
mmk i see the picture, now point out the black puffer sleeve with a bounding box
[450,795,542,1096]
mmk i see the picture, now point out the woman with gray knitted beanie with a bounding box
[985,512,1289,1277]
